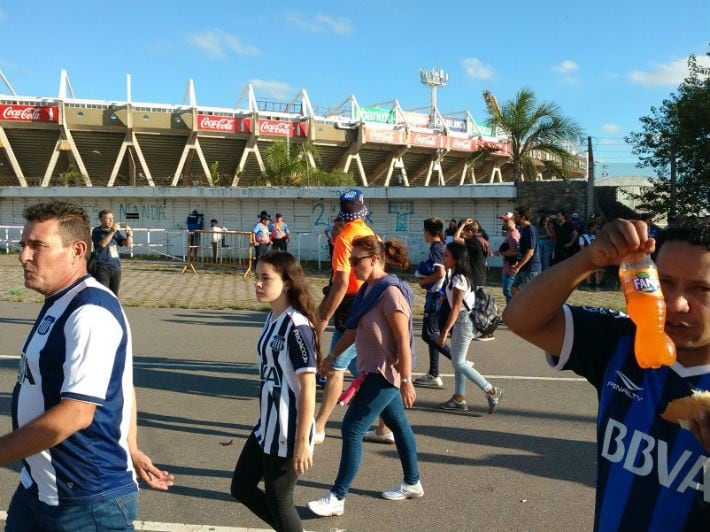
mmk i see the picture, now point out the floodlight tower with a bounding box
[419,67,448,127]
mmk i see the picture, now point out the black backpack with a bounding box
[465,287,501,336]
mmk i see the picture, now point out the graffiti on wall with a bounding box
[119,203,167,222]
[388,201,413,232]
[311,203,374,227]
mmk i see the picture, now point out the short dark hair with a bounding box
[24,201,90,248]
[423,217,444,237]
[98,209,113,218]
[657,217,710,251]
[515,206,530,220]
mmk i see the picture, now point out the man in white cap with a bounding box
[314,190,374,443]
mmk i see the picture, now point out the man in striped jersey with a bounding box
[504,217,710,531]
[0,201,171,531]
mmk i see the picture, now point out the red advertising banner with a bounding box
[449,137,476,152]
[363,127,407,145]
[197,114,236,133]
[0,105,58,123]
[236,118,252,134]
[257,119,307,137]
[410,132,446,149]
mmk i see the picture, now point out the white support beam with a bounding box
[0,126,27,186]
[108,140,129,187]
[41,138,63,187]
[131,132,154,186]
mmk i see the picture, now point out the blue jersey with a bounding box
[549,306,710,531]
[12,275,136,506]
[91,226,127,271]
[254,307,317,458]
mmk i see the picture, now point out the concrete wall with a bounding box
[0,184,523,265]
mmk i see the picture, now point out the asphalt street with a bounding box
[0,303,599,532]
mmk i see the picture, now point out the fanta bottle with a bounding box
[619,253,676,368]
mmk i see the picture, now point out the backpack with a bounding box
[466,287,501,336]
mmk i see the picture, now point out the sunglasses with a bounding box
[349,254,374,266]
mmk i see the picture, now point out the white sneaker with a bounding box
[314,431,325,444]
[363,430,395,444]
[308,492,345,516]
[413,373,444,388]
[381,480,424,500]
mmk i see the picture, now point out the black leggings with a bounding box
[230,431,302,532]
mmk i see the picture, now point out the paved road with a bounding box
[0,302,599,532]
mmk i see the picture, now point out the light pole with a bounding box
[419,68,448,128]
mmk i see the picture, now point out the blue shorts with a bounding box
[329,328,358,375]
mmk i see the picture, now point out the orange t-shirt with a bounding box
[331,219,374,295]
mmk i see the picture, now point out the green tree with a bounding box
[485,88,583,181]
[626,51,710,218]
[255,140,355,186]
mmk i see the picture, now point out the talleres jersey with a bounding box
[12,275,136,506]
[254,307,317,458]
[548,305,710,531]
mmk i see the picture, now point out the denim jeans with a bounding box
[421,311,451,377]
[6,484,137,532]
[330,327,358,375]
[332,373,419,499]
[450,311,493,397]
[501,270,515,303]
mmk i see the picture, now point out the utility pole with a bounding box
[669,140,677,218]
[586,136,595,218]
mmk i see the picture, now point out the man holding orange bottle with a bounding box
[503,217,710,531]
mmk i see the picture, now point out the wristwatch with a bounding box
[400,378,411,384]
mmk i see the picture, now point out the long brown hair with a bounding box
[259,251,322,362]
[352,235,409,270]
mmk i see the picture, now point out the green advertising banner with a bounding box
[360,106,394,124]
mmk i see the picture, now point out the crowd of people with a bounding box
[2,194,709,531]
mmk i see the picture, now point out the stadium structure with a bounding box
[0,69,586,188]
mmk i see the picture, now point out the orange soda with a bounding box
[619,253,676,368]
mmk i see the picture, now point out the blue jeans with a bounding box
[332,373,419,499]
[330,327,358,375]
[450,311,492,397]
[6,484,138,532]
[421,311,451,377]
[501,270,515,303]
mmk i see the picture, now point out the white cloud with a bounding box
[250,79,295,100]
[553,60,579,74]
[186,30,259,59]
[627,55,710,87]
[287,13,353,35]
[462,58,494,81]
[601,124,620,133]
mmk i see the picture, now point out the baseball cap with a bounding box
[336,189,368,222]
[499,212,514,221]
[571,212,580,220]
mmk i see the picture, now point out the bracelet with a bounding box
[400,378,411,384]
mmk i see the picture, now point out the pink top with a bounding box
[354,285,411,388]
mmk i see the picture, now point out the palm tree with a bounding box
[486,88,583,181]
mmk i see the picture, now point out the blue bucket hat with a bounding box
[336,189,368,222]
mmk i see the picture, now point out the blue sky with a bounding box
[1,0,708,177]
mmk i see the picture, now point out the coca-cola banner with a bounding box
[0,105,58,123]
[410,132,446,149]
[363,127,406,145]
[197,114,236,133]
[449,137,477,152]
[196,115,252,133]
[257,120,307,138]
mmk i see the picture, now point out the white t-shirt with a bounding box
[445,271,476,311]
[211,225,223,243]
